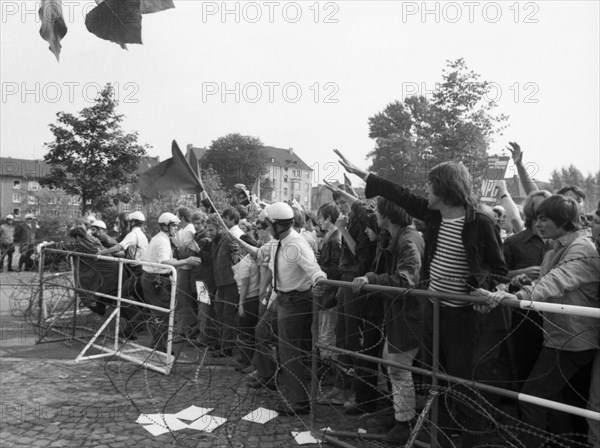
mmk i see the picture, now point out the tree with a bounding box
[549,165,599,213]
[367,58,508,194]
[40,84,148,215]
[201,134,267,193]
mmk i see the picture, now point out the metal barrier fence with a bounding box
[38,247,178,375]
[311,278,600,447]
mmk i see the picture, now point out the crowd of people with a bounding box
[0,213,39,272]
[8,143,600,447]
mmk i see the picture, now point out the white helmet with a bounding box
[6,214,14,220]
[128,211,145,222]
[158,212,180,226]
[91,220,107,230]
[265,202,294,222]
[24,214,34,220]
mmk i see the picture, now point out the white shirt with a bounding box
[120,227,149,262]
[269,229,326,292]
[233,254,260,298]
[142,232,173,274]
[173,223,195,248]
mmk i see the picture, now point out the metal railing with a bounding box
[38,247,178,375]
[311,278,600,447]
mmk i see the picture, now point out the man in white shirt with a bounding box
[140,213,201,352]
[265,202,327,415]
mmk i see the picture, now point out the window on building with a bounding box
[13,179,21,189]
[135,203,142,212]
[295,195,301,202]
[12,194,22,203]
[13,208,20,217]
[122,203,131,212]
[48,209,59,217]
[28,195,36,205]
[35,208,41,216]
[283,187,288,196]
[68,210,78,218]
[48,197,57,205]
[28,181,40,191]
[305,184,309,192]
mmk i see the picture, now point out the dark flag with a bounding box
[138,140,204,203]
[85,0,142,49]
[39,0,68,61]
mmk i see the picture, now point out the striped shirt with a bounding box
[429,217,470,307]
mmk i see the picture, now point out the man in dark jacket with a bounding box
[206,212,242,357]
[337,153,507,448]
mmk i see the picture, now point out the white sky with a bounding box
[1,0,599,184]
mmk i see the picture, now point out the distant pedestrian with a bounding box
[0,214,16,272]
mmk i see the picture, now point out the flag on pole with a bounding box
[137,140,204,202]
[39,0,68,61]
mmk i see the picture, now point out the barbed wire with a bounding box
[4,249,598,447]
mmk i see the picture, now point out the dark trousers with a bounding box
[175,269,197,336]
[140,272,174,351]
[277,290,313,405]
[423,300,482,448]
[215,283,239,353]
[510,309,544,389]
[520,347,596,447]
[236,295,260,366]
[353,296,384,408]
[252,305,278,380]
[0,242,15,270]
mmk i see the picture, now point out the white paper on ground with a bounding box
[136,413,188,431]
[291,427,332,445]
[175,405,213,421]
[241,407,279,424]
[140,423,172,436]
[187,415,227,432]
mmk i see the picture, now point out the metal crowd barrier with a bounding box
[38,248,178,375]
[311,278,600,448]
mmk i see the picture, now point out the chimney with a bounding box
[187,144,193,151]
[288,147,294,155]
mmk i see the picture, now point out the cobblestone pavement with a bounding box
[0,273,388,448]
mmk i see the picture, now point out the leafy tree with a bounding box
[550,165,599,213]
[201,134,267,193]
[259,177,275,202]
[40,84,148,215]
[367,58,508,194]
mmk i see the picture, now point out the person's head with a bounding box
[5,214,14,224]
[222,208,240,228]
[205,214,221,239]
[234,204,248,220]
[557,185,585,209]
[25,213,34,224]
[492,205,506,227]
[69,226,87,239]
[128,211,145,229]
[90,220,107,236]
[522,190,552,228]
[376,197,412,231]
[318,203,339,232]
[84,214,96,228]
[255,219,272,243]
[190,210,207,233]
[293,208,306,231]
[365,226,378,243]
[265,202,294,239]
[157,212,180,237]
[426,162,474,210]
[590,209,600,242]
[535,195,580,240]
[175,206,191,224]
[332,191,351,215]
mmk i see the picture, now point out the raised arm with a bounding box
[507,142,539,195]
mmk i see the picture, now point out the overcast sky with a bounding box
[1,0,598,185]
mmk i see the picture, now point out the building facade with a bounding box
[186,144,314,209]
[0,156,159,221]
